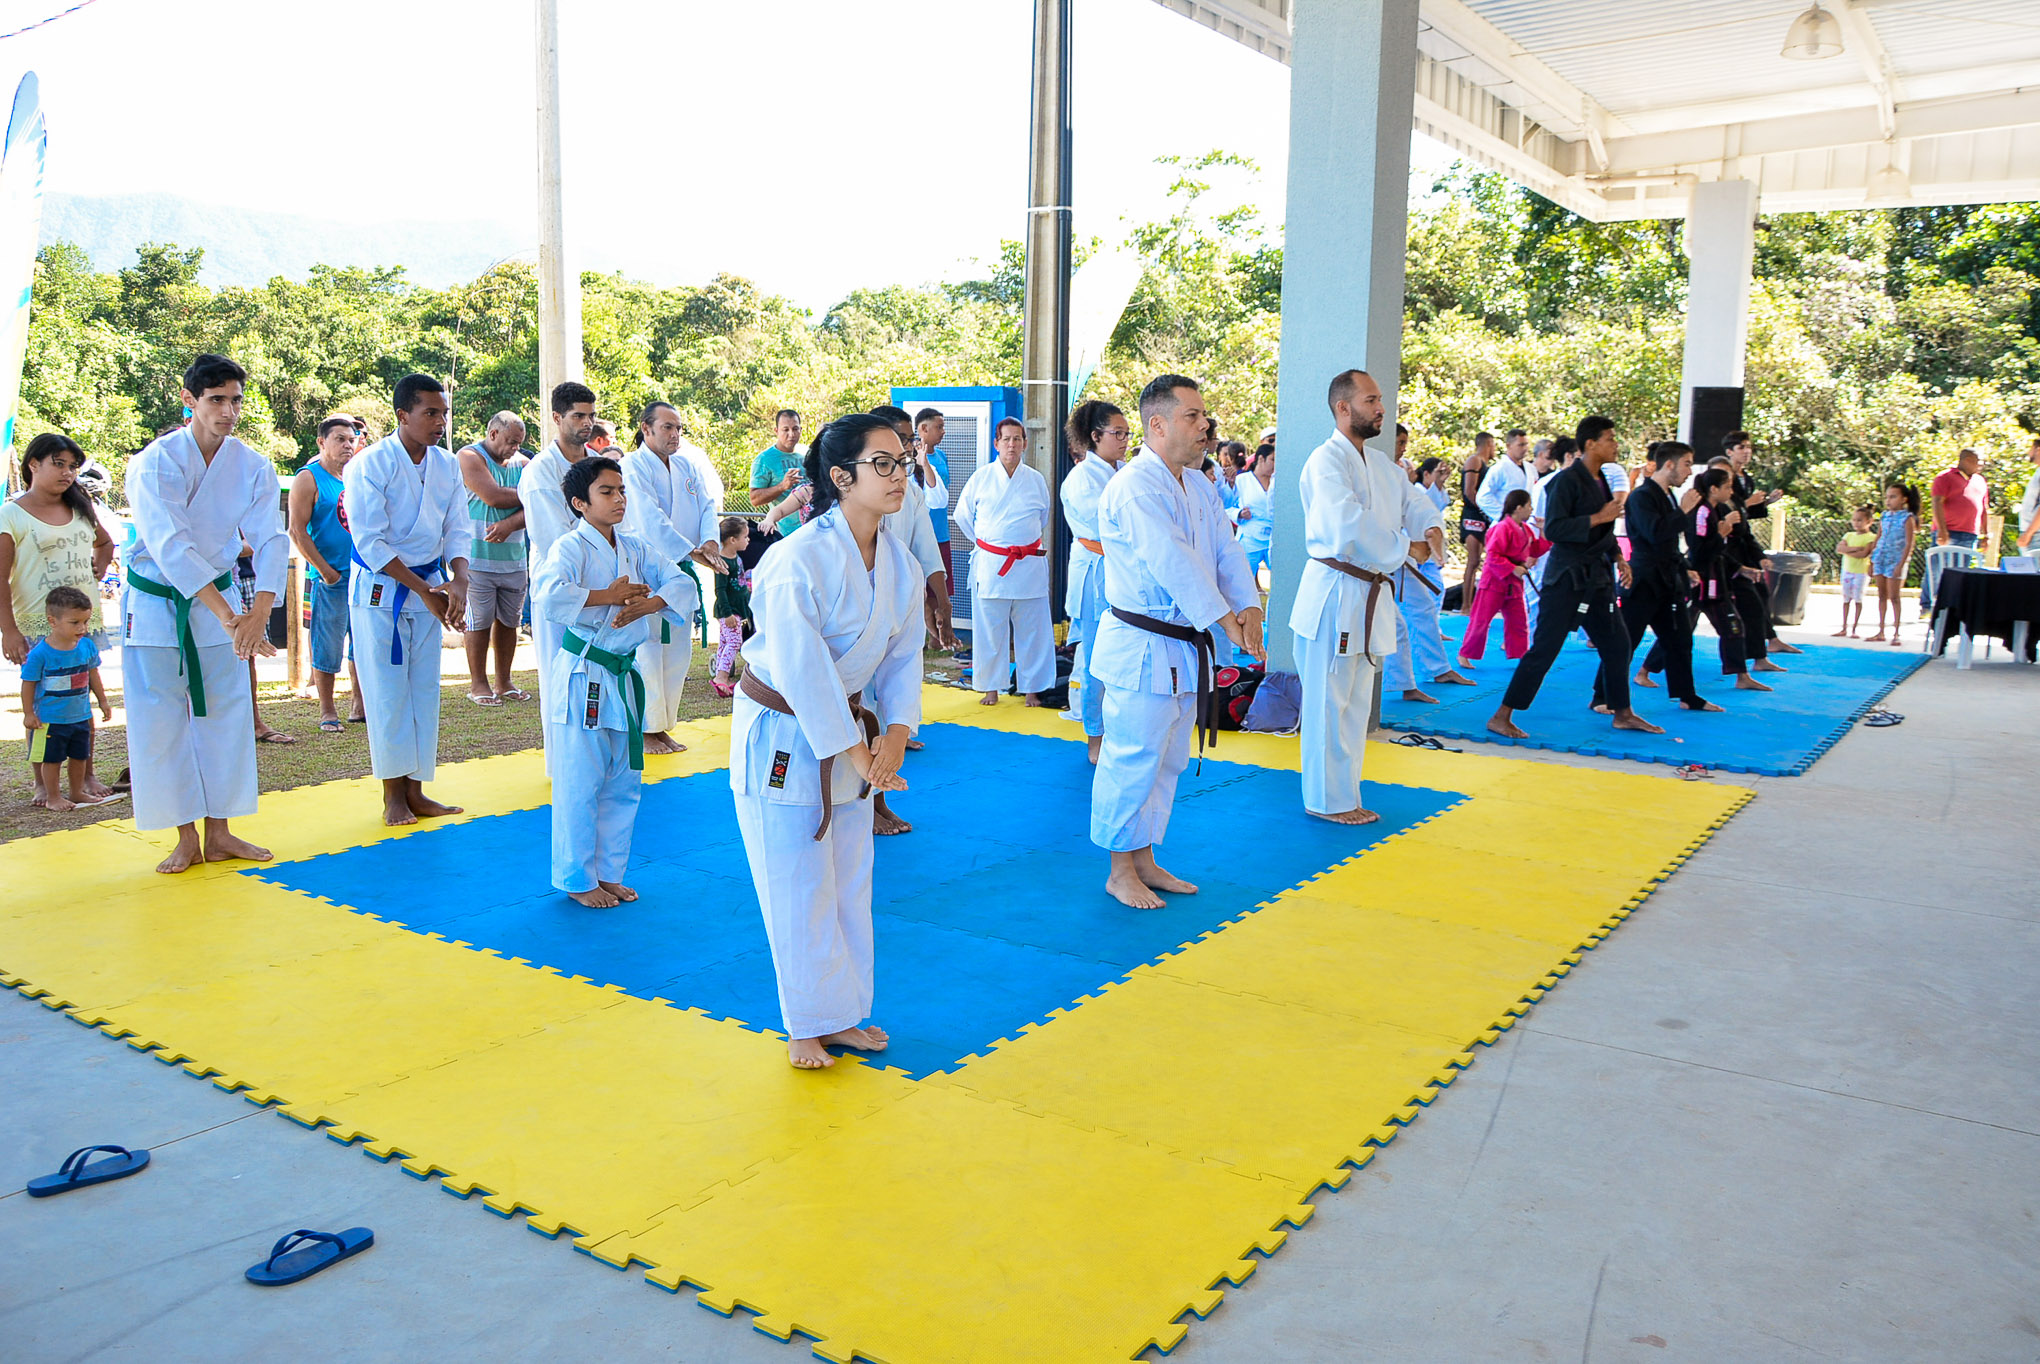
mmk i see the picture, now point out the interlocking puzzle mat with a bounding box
[0,684,1749,1361]
[1381,616,1924,774]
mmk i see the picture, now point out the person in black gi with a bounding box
[1594,441,1722,715]
[1488,415,1664,741]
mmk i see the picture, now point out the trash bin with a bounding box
[1765,550,1819,626]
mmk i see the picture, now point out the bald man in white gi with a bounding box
[1291,368,1425,825]
[1091,375,1263,909]
[954,417,1054,706]
[620,400,721,755]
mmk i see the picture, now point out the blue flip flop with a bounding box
[245,1227,375,1286]
[26,1144,150,1197]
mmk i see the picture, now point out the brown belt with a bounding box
[1108,607,1218,768]
[739,670,882,840]
[1312,557,1395,651]
[1076,537,1103,555]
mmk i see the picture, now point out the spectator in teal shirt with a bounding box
[749,409,806,534]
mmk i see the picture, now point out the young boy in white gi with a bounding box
[343,374,469,827]
[619,400,721,756]
[122,353,285,873]
[535,457,696,907]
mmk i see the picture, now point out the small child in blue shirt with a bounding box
[21,585,113,811]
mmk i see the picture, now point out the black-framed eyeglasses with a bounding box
[849,454,918,478]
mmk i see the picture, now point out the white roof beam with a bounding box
[1417,0,1629,145]
[1834,0,1899,140]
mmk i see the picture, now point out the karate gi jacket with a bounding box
[954,460,1051,599]
[1060,453,1116,620]
[1625,478,1691,595]
[1092,451,1258,696]
[531,518,696,731]
[620,444,714,615]
[121,428,286,648]
[883,472,945,581]
[1538,459,1623,596]
[518,442,580,567]
[730,510,923,806]
[1289,430,1419,657]
[1475,455,1532,522]
[342,434,467,611]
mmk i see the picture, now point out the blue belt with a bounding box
[351,551,444,665]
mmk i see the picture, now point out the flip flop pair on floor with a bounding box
[1863,707,1905,728]
[26,1144,373,1286]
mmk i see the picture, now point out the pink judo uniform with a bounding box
[1460,516,1551,661]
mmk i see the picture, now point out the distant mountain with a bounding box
[40,193,528,288]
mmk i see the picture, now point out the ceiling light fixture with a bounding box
[1867,146,1911,202]
[1781,2,1845,60]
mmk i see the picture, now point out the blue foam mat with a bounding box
[252,723,1462,1077]
[1382,617,1924,775]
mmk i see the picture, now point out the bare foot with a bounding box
[858,1023,890,1048]
[44,792,78,811]
[1592,703,1613,715]
[1735,674,1773,692]
[1402,688,1438,704]
[1137,862,1197,895]
[156,834,204,874]
[1831,628,1849,637]
[568,886,621,908]
[383,796,418,827]
[1087,735,1101,765]
[787,1037,835,1069]
[873,803,913,836]
[905,738,924,751]
[1455,656,1475,670]
[1433,670,1474,686]
[1105,868,1165,909]
[1888,633,1902,647]
[406,790,463,820]
[1751,658,1787,673]
[1865,631,1886,642]
[1633,670,1659,688]
[1023,692,1045,707]
[643,732,685,755]
[978,691,999,707]
[1770,640,1804,655]
[1309,807,1381,825]
[204,831,272,863]
[818,1026,886,1052]
[1611,710,1665,734]
[598,880,638,902]
[83,777,114,800]
[1487,715,1529,739]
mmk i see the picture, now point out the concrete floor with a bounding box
[2,610,2034,1363]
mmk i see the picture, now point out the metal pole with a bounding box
[1021,0,1072,619]
[535,0,581,408]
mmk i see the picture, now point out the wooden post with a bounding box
[535,0,581,402]
[1985,512,2004,567]
[1769,503,1787,553]
[285,550,309,692]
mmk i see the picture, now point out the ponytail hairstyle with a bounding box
[21,433,96,523]
[803,413,897,518]
[1890,482,1921,517]
[1065,398,1123,454]
[1502,488,1532,517]
[1693,467,1732,502]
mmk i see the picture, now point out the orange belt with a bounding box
[1076,537,1103,555]
[975,537,1045,576]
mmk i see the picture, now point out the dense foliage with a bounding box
[18,158,2038,519]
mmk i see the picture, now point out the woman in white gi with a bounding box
[534,457,697,908]
[620,400,721,756]
[731,414,922,1069]
[1060,398,1129,764]
[343,374,470,827]
[122,354,285,873]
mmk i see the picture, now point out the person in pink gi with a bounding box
[1456,489,1549,667]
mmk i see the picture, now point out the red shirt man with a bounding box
[1930,450,1988,544]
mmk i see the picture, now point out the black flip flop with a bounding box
[26,1144,150,1197]
[1391,733,1463,753]
[245,1227,375,1286]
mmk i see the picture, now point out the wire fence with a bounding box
[1782,511,1925,586]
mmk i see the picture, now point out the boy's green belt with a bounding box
[561,629,647,771]
[125,569,234,716]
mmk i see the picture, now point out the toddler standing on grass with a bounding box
[1867,484,1918,646]
[1834,505,1877,638]
[21,585,116,811]
[709,515,753,699]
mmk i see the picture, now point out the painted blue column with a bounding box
[1265,0,1419,672]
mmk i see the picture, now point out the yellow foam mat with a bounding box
[0,687,1753,1361]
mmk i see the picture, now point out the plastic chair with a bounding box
[1925,544,1983,659]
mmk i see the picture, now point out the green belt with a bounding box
[127,569,234,716]
[562,628,647,771]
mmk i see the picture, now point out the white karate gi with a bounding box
[680,442,725,513]
[954,459,1054,695]
[619,444,714,733]
[343,434,468,783]
[1387,487,1451,692]
[120,429,285,831]
[730,510,922,1040]
[1476,453,1532,522]
[883,472,945,582]
[1528,465,1565,634]
[1060,452,1119,737]
[1089,452,1257,852]
[518,442,580,770]
[534,518,695,893]
[1290,430,1419,816]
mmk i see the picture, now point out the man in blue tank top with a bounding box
[286,413,365,731]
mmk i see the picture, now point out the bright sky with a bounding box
[0,0,1454,309]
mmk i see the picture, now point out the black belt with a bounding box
[1109,607,1218,767]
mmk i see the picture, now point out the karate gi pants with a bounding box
[1387,565,1449,692]
[1090,685,1195,851]
[1596,580,1700,709]
[1460,578,1531,661]
[639,623,692,734]
[531,614,563,775]
[1501,574,1631,714]
[1645,581,1763,675]
[351,605,443,781]
[1298,620,1377,817]
[971,594,1055,695]
[548,722,641,893]
[1072,575,1108,736]
[736,793,875,1039]
[124,642,257,831]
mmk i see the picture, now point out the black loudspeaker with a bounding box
[1688,386,1745,461]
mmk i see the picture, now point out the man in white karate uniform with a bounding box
[518,381,598,771]
[620,400,722,755]
[1477,427,1533,523]
[1091,375,1262,909]
[122,353,285,874]
[954,417,1054,706]
[344,373,470,827]
[1292,368,1427,825]
[534,457,698,907]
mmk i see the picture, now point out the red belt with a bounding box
[976,538,1044,576]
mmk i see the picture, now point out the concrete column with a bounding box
[1021,0,1072,613]
[1677,178,1757,449]
[1265,0,1419,673]
[535,0,582,404]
